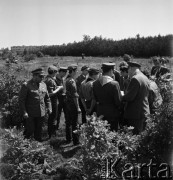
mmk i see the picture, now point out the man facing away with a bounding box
[19,68,52,142]
[92,63,122,131]
[123,62,150,134]
[79,68,100,117]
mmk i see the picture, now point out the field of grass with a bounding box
[2,56,173,80]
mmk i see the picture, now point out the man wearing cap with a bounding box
[19,68,52,142]
[123,54,131,63]
[122,62,150,134]
[92,63,122,131]
[79,68,100,117]
[76,65,89,124]
[65,65,81,145]
[55,67,68,130]
[44,65,63,139]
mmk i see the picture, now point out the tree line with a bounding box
[41,34,173,58]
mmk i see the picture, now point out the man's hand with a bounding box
[23,112,29,119]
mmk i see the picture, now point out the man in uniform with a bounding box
[45,65,63,139]
[79,68,100,117]
[76,65,89,124]
[55,67,68,130]
[65,65,81,146]
[19,68,52,142]
[123,62,150,134]
[92,63,122,131]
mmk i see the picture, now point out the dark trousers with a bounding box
[79,98,86,124]
[57,96,67,129]
[85,100,97,116]
[23,116,44,142]
[66,102,79,145]
[48,100,58,138]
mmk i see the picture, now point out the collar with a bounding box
[99,75,114,86]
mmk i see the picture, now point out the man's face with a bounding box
[60,71,67,78]
[128,67,133,77]
[120,71,128,78]
[82,69,89,76]
[93,74,100,80]
[36,74,44,83]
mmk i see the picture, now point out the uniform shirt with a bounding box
[66,77,79,103]
[76,74,86,94]
[19,79,52,117]
[80,77,94,101]
[44,75,58,103]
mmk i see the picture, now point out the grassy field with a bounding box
[2,56,173,80]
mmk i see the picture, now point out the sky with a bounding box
[0,0,173,49]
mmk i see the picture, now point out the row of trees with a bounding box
[41,34,173,57]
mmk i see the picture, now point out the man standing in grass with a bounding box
[92,63,122,131]
[76,65,89,124]
[65,65,81,146]
[44,65,63,139]
[55,67,68,130]
[19,68,52,142]
[123,62,150,134]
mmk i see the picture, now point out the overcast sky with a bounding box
[0,0,173,48]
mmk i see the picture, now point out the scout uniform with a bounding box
[92,63,122,131]
[19,68,52,141]
[44,65,58,138]
[76,65,89,124]
[65,65,79,145]
[123,62,150,134]
[55,67,68,129]
[79,68,99,115]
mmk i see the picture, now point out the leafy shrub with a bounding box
[0,70,24,128]
[24,54,36,62]
[74,114,139,179]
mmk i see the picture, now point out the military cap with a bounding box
[102,62,115,68]
[128,62,141,68]
[59,67,68,72]
[81,65,89,71]
[88,68,100,75]
[31,68,46,75]
[68,65,78,71]
[48,65,58,72]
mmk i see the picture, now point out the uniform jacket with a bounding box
[92,75,122,120]
[123,71,150,131]
[66,77,79,104]
[44,75,58,104]
[76,74,86,94]
[19,79,52,117]
[79,77,95,101]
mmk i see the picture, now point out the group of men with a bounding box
[19,54,169,144]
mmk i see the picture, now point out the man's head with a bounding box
[152,57,160,67]
[31,68,46,83]
[68,65,78,78]
[81,65,89,76]
[142,69,150,79]
[58,67,68,78]
[128,62,141,77]
[88,68,100,80]
[48,65,58,77]
[120,66,128,78]
[101,62,115,77]
[123,54,131,63]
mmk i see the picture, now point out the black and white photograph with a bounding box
[0,0,173,179]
